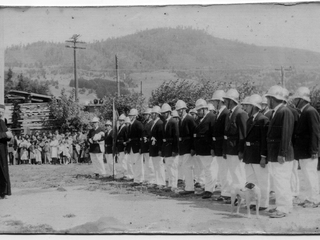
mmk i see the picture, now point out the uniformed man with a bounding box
[172,109,184,183]
[149,106,165,189]
[116,114,128,179]
[243,94,270,211]
[189,108,199,122]
[141,108,155,185]
[175,100,197,195]
[124,116,134,180]
[261,95,273,119]
[161,103,179,192]
[104,120,115,178]
[87,117,106,178]
[292,87,320,208]
[207,103,216,115]
[193,99,217,199]
[127,109,144,186]
[265,85,295,218]
[208,90,231,202]
[223,89,248,203]
[241,96,250,112]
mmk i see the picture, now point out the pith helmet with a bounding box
[282,88,290,103]
[189,108,197,115]
[118,114,126,121]
[105,120,112,126]
[195,99,207,110]
[210,90,226,102]
[161,103,172,113]
[224,89,240,104]
[124,117,131,124]
[143,108,152,115]
[207,103,215,111]
[172,110,179,118]
[248,94,263,109]
[265,85,285,101]
[175,100,187,111]
[241,96,250,105]
[128,108,139,116]
[151,106,161,115]
[261,95,268,105]
[91,116,99,123]
[292,87,311,102]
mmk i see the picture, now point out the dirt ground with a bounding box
[1,163,320,234]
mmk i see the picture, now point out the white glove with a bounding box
[6,131,13,139]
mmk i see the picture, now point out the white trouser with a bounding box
[125,153,134,179]
[143,153,155,184]
[180,154,194,191]
[194,155,205,185]
[105,153,116,177]
[300,158,320,203]
[151,156,166,186]
[199,155,218,192]
[216,156,232,197]
[89,153,106,176]
[269,161,293,213]
[245,163,270,208]
[226,155,246,188]
[291,159,300,197]
[178,155,185,180]
[131,151,144,183]
[165,156,179,188]
[116,152,127,178]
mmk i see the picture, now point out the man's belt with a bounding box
[267,138,280,143]
[128,138,140,142]
[212,136,223,141]
[179,137,191,141]
[245,141,260,147]
[224,135,238,140]
[117,140,124,143]
[193,134,206,138]
[163,138,173,142]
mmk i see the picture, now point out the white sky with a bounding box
[1,0,320,53]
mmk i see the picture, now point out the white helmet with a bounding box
[175,100,187,111]
[128,108,139,116]
[118,114,126,121]
[241,96,250,105]
[224,89,240,104]
[124,117,131,124]
[91,116,99,123]
[172,110,179,118]
[143,108,152,115]
[161,103,172,113]
[265,85,285,101]
[105,120,112,126]
[189,108,197,115]
[210,90,226,102]
[261,95,268,105]
[207,103,215,111]
[195,99,208,110]
[248,94,262,109]
[282,88,290,103]
[151,106,161,115]
[292,87,311,103]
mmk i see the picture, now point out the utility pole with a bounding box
[0,13,4,104]
[65,34,86,102]
[115,55,120,97]
[275,66,292,88]
[140,81,142,95]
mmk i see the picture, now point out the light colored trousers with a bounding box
[178,156,185,180]
[194,155,205,185]
[116,152,127,178]
[143,153,155,184]
[199,155,219,192]
[105,153,116,177]
[269,161,293,213]
[165,156,179,188]
[180,154,194,191]
[291,159,300,197]
[130,151,144,183]
[245,163,270,208]
[216,156,232,197]
[151,156,166,186]
[226,155,246,188]
[125,153,134,179]
[300,158,320,203]
[89,153,106,176]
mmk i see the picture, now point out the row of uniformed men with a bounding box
[87,85,320,218]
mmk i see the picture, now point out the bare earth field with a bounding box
[1,164,320,234]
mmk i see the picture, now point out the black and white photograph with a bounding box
[1,0,320,235]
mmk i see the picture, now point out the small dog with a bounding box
[230,182,261,218]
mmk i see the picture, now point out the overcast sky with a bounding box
[2,1,320,53]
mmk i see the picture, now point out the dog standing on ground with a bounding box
[230,182,261,218]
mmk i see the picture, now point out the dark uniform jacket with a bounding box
[262,108,273,120]
[267,104,294,162]
[127,119,143,154]
[212,107,229,156]
[243,112,269,164]
[116,124,128,153]
[223,106,248,156]
[293,104,320,160]
[104,129,113,154]
[288,105,300,150]
[141,119,153,154]
[149,118,163,157]
[178,114,197,155]
[162,117,179,158]
[87,127,104,153]
[194,112,215,156]
[0,119,11,196]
